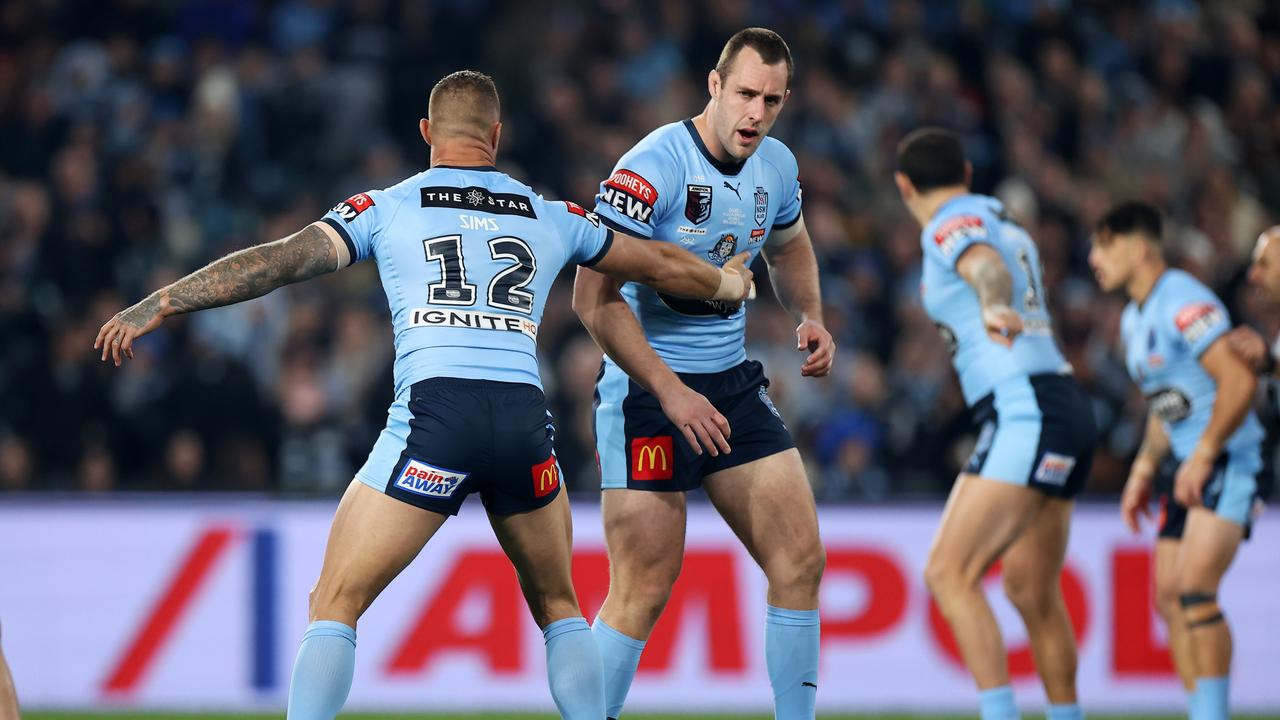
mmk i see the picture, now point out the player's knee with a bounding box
[766,543,825,594]
[1002,568,1056,617]
[1153,581,1182,622]
[923,553,970,598]
[307,578,367,623]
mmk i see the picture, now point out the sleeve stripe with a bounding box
[598,213,651,239]
[580,229,615,267]
[773,212,801,230]
[321,217,359,263]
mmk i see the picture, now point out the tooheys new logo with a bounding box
[659,233,741,318]
[1175,302,1225,345]
[332,192,375,222]
[601,169,657,224]
[933,214,986,256]
[1148,388,1192,423]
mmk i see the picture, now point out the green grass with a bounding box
[17,707,1280,712]
[20,714,1280,720]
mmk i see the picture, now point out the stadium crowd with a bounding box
[1,0,1278,499]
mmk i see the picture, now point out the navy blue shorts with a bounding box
[1156,452,1263,540]
[593,359,794,491]
[964,373,1096,498]
[356,378,562,516]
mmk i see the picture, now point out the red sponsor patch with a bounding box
[604,169,658,205]
[332,192,375,222]
[1173,302,1224,344]
[932,214,986,255]
[750,227,766,239]
[630,436,674,481]
[532,455,560,498]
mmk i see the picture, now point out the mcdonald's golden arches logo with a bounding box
[631,436,674,481]
[532,455,559,498]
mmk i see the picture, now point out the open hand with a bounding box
[94,295,166,366]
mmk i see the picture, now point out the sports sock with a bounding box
[543,617,604,720]
[1046,702,1083,720]
[765,605,820,719]
[1187,689,1201,720]
[1194,676,1229,720]
[286,620,356,720]
[978,684,1019,720]
[593,617,646,719]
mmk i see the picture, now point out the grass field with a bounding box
[17,707,1280,712]
[20,714,1280,720]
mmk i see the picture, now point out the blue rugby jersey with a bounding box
[1121,269,1264,460]
[592,119,803,373]
[920,194,1070,406]
[322,166,612,395]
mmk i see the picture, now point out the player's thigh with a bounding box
[927,473,1044,587]
[311,480,448,621]
[600,487,688,587]
[489,489,578,626]
[1177,508,1244,593]
[1001,497,1072,597]
[703,448,823,576]
[1152,537,1184,615]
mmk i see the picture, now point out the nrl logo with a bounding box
[685,184,713,225]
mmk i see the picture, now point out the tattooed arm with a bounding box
[95,222,349,365]
[955,243,1024,347]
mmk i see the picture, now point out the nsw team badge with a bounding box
[685,184,713,224]
[707,233,738,265]
[754,186,768,225]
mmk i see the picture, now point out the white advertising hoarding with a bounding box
[0,499,1277,713]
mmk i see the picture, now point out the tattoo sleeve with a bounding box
[966,251,1014,309]
[122,224,337,327]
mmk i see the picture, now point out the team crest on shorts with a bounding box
[685,184,713,224]
[758,386,783,420]
[754,186,768,225]
[394,458,467,498]
[707,233,738,265]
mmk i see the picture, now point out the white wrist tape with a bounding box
[713,269,745,301]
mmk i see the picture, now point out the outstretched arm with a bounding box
[955,243,1023,347]
[761,222,835,377]
[95,222,347,365]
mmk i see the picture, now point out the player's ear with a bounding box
[708,69,721,99]
[893,171,914,201]
[491,121,502,153]
[420,118,432,146]
[964,161,973,187]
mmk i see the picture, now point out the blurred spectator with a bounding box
[1,0,1277,500]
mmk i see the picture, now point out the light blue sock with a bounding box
[1186,689,1200,720]
[1047,702,1083,720]
[978,684,1019,720]
[543,617,604,720]
[592,618,645,719]
[1194,676,1229,720]
[765,605,820,720]
[286,620,356,720]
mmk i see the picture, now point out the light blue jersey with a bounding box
[1121,269,1264,462]
[592,119,803,373]
[920,194,1071,406]
[322,166,612,395]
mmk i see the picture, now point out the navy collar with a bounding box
[683,119,746,177]
[432,164,500,172]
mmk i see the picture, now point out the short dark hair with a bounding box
[897,127,967,193]
[715,27,793,85]
[1096,201,1163,243]
[428,70,500,135]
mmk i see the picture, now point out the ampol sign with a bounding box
[0,500,1277,712]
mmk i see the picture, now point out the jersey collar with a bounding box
[683,119,747,177]
[432,164,500,172]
